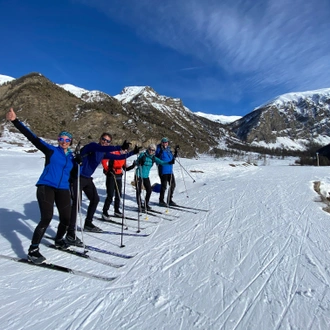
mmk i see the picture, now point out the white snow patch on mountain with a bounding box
[0,74,15,85]
[195,111,241,124]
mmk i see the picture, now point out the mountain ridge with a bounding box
[2,72,330,156]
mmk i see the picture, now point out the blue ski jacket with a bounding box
[12,119,74,190]
[155,144,174,175]
[79,142,135,178]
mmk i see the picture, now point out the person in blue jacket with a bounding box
[67,134,140,245]
[135,144,174,211]
[155,137,179,206]
[6,108,76,264]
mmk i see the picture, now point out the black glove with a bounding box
[126,161,136,171]
[174,145,179,158]
[168,158,175,165]
[121,140,131,150]
[75,154,83,165]
[133,145,142,154]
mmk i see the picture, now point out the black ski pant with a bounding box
[159,174,176,203]
[103,174,122,213]
[31,185,71,246]
[69,176,99,233]
[136,177,152,208]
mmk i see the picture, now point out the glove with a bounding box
[126,161,136,171]
[121,140,131,150]
[168,158,175,165]
[133,145,142,154]
[75,154,83,165]
[174,145,179,158]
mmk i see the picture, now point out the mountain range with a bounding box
[1,72,330,157]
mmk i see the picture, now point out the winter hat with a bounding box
[161,137,169,143]
[148,143,156,150]
[58,131,73,139]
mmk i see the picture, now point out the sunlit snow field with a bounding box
[1,138,330,330]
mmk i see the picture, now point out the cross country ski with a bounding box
[45,236,136,259]
[0,254,117,282]
[84,245,136,259]
[46,244,124,268]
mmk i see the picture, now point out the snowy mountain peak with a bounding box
[256,87,330,110]
[231,86,330,150]
[0,74,15,85]
[58,83,111,103]
[59,84,90,98]
[114,86,159,104]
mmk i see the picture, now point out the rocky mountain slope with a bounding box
[230,89,330,151]
[0,73,224,157]
[2,72,330,157]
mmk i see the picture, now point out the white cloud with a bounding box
[75,0,330,101]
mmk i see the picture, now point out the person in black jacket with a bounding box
[6,108,77,264]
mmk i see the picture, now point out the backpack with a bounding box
[138,153,155,166]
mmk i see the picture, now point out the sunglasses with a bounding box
[149,148,155,152]
[101,137,111,143]
[58,137,71,143]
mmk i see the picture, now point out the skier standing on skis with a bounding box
[135,143,174,211]
[101,151,136,220]
[155,137,179,207]
[67,133,141,246]
[6,108,77,264]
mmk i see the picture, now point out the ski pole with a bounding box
[135,167,142,233]
[176,155,196,183]
[76,163,86,246]
[120,155,128,248]
[74,141,86,248]
[112,172,128,229]
[179,158,189,198]
[168,172,174,204]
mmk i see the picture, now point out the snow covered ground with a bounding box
[1,138,330,330]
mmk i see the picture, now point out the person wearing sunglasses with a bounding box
[135,143,174,212]
[67,133,141,245]
[155,137,180,207]
[5,108,77,264]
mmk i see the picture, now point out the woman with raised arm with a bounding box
[6,108,76,264]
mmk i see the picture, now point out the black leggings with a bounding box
[136,177,152,207]
[31,185,71,245]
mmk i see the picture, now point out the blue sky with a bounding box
[1,0,330,116]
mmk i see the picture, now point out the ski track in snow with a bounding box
[2,148,330,329]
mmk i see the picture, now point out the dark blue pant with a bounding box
[159,174,176,203]
[103,174,122,213]
[69,176,99,232]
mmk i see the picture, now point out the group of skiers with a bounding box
[5,108,179,264]
[101,137,179,217]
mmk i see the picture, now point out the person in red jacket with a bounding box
[101,151,135,219]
